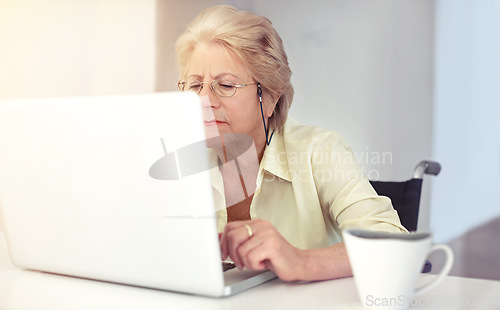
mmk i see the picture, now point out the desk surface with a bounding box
[1,232,499,310]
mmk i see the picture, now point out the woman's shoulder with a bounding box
[282,117,348,150]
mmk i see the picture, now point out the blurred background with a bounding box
[0,0,499,280]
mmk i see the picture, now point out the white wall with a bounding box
[0,0,156,232]
[432,0,500,242]
[0,0,156,99]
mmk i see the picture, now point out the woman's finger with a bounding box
[237,234,267,270]
[226,224,254,268]
[220,221,247,260]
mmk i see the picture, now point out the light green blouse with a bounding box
[211,118,407,250]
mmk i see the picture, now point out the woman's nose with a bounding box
[199,86,220,108]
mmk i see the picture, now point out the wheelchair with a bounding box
[369,160,441,273]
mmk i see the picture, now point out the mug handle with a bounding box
[414,244,454,296]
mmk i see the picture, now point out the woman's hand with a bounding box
[219,219,308,281]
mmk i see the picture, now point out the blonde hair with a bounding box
[175,5,294,132]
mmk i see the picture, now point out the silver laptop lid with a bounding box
[0,92,227,296]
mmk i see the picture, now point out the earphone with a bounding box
[257,83,275,146]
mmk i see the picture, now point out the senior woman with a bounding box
[175,5,407,282]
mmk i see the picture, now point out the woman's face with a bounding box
[186,44,266,149]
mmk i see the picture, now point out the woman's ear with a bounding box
[266,93,281,117]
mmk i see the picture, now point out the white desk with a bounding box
[1,232,499,310]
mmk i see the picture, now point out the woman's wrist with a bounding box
[299,248,314,281]
[294,243,353,282]
[290,247,317,281]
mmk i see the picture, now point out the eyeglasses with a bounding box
[177,79,257,97]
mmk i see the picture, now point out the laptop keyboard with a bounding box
[222,262,236,272]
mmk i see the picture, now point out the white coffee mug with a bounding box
[343,229,454,310]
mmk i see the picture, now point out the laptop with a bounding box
[0,92,276,297]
